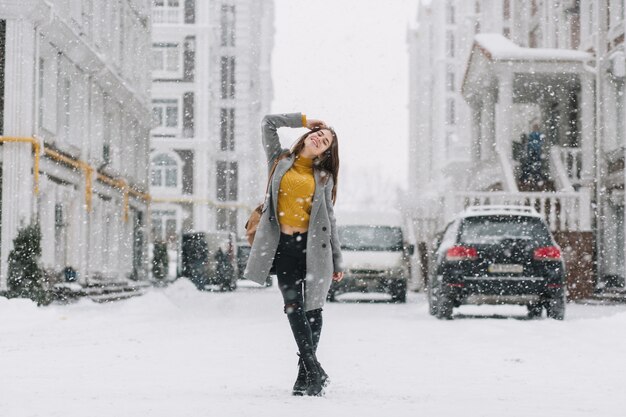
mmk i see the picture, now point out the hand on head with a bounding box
[306,119,328,130]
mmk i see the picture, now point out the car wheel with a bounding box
[390,281,407,303]
[546,294,565,320]
[428,284,438,316]
[527,303,543,319]
[436,293,453,320]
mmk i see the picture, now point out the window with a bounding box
[503,0,511,20]
[220,108,235,151]
[38,55,58,133]
[152,43,181,74]
[610,0,625,29]
[216,161,238,201]
[529,26,540,48]
[475,1,481,33]
[151,210,178,245]
[152,99,179,129]
[103,97,112,164]
[54,203,67,268]
[446,98,456,125]
[153,0,183,24]
[617,80,625,148]
[446,31,455,58]
[220,56,236,99]
[220,4,236,46]
[151,153,178,188]
[216,208,237,231]
[446,0,455,25]
[446,70,455,92]
[61,78,71,143]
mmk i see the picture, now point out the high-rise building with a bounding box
[149,0,274,257]
[0,0,152,290]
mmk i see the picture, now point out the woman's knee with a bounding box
[284,302,303,314]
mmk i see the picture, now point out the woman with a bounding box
[244,113,344,397]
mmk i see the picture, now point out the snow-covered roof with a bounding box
[474,34,592,62]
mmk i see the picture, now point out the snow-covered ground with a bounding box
[2,280,626,417]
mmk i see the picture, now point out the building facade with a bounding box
[0,0,152,290]
[408,0,626,294]
[149,0,274,255]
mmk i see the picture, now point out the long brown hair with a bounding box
[290,127,340,204]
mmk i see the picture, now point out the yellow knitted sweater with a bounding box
[277,156,315,228]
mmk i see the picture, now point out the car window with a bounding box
[458,215,552,245]
[338,225,403,251]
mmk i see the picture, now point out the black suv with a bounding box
[428,206,566,320]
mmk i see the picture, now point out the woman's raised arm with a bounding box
[261,113,306,167]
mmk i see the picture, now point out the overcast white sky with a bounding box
[271,0,419,208]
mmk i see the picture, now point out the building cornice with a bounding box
[1,0,152,128]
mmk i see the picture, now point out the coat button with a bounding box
[322,227,327,231]
[322,243,327,248]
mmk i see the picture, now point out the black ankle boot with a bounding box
[292,355,307,396]
[318,360,329,387]
[301,352,324,396]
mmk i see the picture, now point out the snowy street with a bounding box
[2,280,626,417]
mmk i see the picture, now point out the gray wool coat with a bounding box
[243,113,343,311]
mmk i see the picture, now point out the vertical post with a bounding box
[495,71,514,159]
[481,87,496,161]
[623,0,626,284]
[470,102,482,163]
[595,0,608,287]
[0,20,36,290]
[580,72,595,185]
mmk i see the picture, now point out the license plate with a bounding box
[488,264,523,274]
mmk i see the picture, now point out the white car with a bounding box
[329,210,414,302]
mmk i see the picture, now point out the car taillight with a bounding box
[446,246,478,261]
[534,246,561,261]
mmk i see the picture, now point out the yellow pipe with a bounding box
[1,136,151,219]
[44,148,95,212]
[0,136,41,195]
[151,197,253,211]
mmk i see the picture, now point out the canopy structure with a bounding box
[461,34,595,187]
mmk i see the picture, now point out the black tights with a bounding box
[274,232,324,355]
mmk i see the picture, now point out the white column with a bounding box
[495,72,514,159]
[480,88,496,161]
[470,102,482,164]
[580,72,595,185]
[0,20,37,290]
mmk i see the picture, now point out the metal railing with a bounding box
[444,189,592,231]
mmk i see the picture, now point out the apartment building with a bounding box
[0,0,152,290]
[149,0,274,252]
